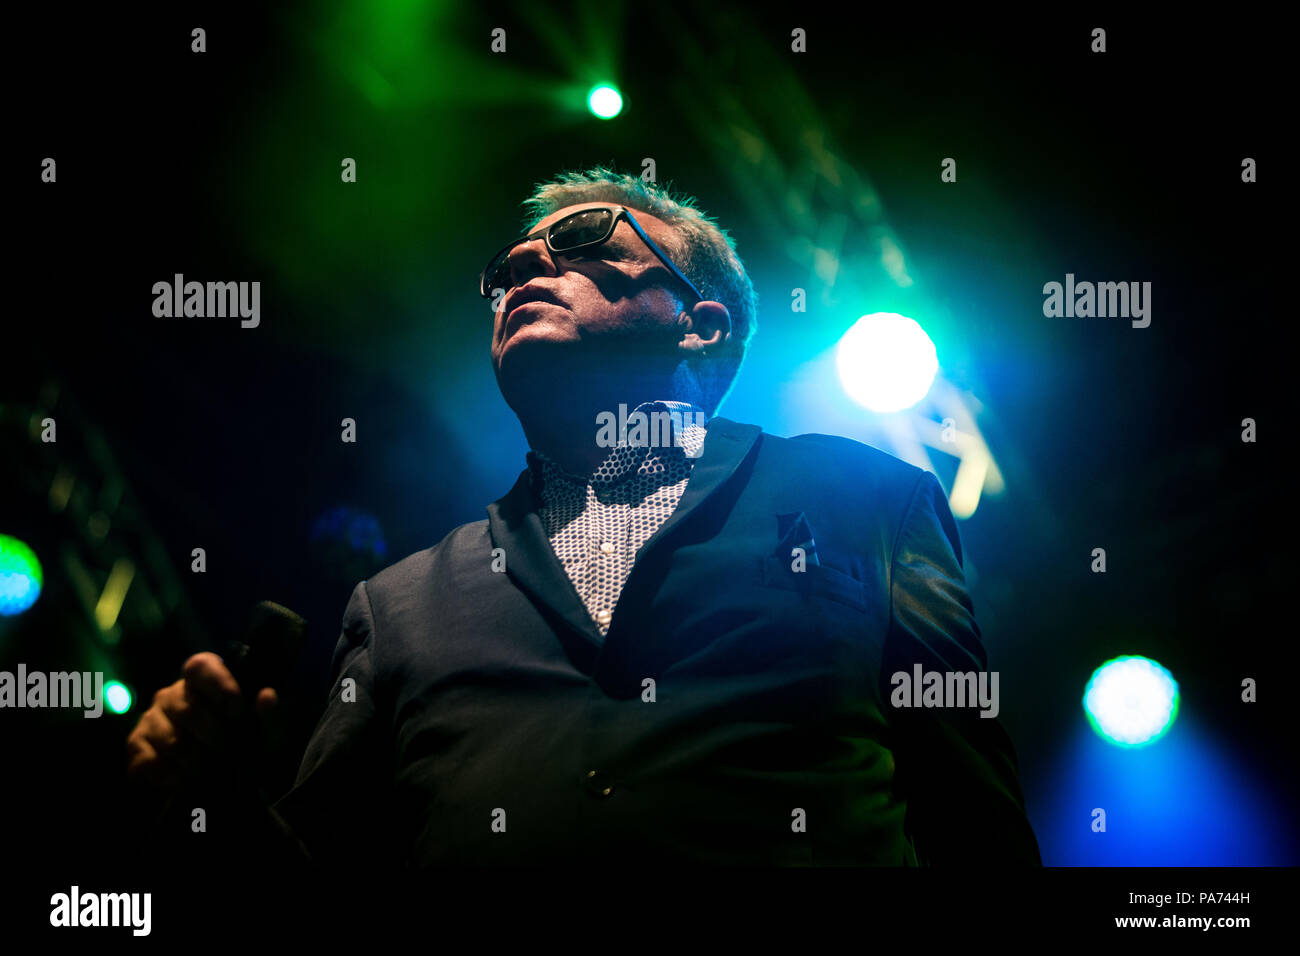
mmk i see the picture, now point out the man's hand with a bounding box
[125,652,278,792]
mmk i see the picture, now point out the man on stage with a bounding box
[127,166,1041,866]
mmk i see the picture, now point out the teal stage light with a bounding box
[1083,656,1180,747]
[835,312,938,413]
[0,534,43,616]
[104,681,132,715]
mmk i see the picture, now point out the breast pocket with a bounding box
[759,554,868,613]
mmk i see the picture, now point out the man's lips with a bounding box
[504,301,561,337]
[503,283,564,316]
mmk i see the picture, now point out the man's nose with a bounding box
[506,238,557,289]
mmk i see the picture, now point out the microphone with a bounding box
[225,600,306,705]
[221,600,306,770]
[154,601,306,828]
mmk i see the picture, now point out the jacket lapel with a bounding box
[599,416,762,688]
[630,417,761,564]
[486,468,606,660]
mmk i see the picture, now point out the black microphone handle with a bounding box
[153,600,306,842]
[225,600,306,704]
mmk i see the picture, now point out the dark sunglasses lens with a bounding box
[550,208,613,250]
[484,209,615,298]
[484,253,513,298]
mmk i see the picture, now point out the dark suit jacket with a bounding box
[268,417,1041,866]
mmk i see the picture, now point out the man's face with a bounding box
[489,203,690,382]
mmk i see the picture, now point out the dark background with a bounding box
[3,0,1292,916]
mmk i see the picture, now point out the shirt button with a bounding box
[596,610,612,625]
[599,541,615,554]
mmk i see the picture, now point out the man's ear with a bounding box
[677,300,731,354]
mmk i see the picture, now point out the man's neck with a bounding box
[521,393,670,478]
[503,356,706,478]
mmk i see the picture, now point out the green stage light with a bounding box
[587,84,623,119]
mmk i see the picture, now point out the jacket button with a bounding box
[584,769,614,797]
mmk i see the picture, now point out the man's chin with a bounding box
[494,336,581,399]
[496,330,569,367]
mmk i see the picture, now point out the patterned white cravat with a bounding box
[527,400,708,636]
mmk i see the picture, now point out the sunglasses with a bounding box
[480,205,704,305]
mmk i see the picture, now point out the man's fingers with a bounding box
[181,653,242,721]
[125,734,180,790]
[126,654,274,797]
[137,704,180,752]
[254,687,283,742]
[129,704,212,775]
[159,690,230,751]
[254,687,277,717]
[125,729,159,776]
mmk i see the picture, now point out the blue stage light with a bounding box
[1083,655,1180,747]
[835,312,938,413]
